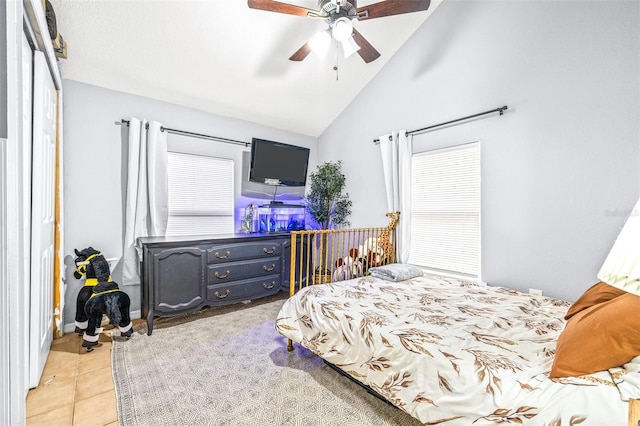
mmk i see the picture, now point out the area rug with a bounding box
[111,296,421,426]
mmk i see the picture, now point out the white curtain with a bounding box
[122,119,169,285]
[379,130,412,263]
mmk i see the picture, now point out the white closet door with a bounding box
[29,51,56,388]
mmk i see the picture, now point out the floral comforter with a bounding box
[275,274,627,425]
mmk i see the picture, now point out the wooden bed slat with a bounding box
[629,398,640,426]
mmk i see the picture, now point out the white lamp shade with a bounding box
[309,30,332,57]
[332,17,353,42]
[342,35,360,58]
[598,197,640,295]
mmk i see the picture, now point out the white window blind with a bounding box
[408,143,480,277]
[166,152,234,236]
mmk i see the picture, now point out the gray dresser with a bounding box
[137,233,301,335]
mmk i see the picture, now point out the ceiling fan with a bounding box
[247,0,432,63]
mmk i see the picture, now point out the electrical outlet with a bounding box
[529,288,543,296]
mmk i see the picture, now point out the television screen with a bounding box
[249,138,310,187]
[240,152,305,200]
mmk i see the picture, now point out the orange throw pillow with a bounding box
[564,281,627,320]
[550,293,640,378]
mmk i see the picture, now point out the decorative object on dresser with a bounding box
[256,203,306,233]
[240,203,258,233]
[137,233,306,335]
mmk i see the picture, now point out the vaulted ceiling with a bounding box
[49,0,441,137]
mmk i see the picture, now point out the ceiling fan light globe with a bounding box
[332,17,353,42]
[342,36,360,58]
[309,30,332,57]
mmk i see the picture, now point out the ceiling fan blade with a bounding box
[289,42,312,61]
[247,0,316,17]
[352,29,380,63]
[356,0,431,21]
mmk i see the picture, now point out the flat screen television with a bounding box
[249,138,310,187]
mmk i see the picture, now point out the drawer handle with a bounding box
[215,250,231,259]
[263,263,276,272]
[263,246,277,254]
[215,270,231,279]
[263,281,276,289]
[214,289,230,299]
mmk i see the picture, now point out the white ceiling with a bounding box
[49,0,441,137]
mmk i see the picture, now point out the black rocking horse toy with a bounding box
[73,247,133,351]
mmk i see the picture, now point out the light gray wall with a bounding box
[61,80,317,328]
[318,0,640,301]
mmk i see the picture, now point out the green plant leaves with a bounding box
[304,160,352,229]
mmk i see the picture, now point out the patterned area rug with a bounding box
[111,295,421,426]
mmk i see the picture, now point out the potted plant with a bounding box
[304,161,352,282]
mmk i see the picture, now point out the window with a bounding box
[166,152,234,236]
[408,142,480,277]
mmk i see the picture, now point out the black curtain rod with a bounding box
[117,119,250,147]
[372,105,508,144]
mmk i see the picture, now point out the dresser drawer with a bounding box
[207,241,281,264]
[207,275,280,303]
[207,257,281,284]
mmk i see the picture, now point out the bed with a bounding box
[275,268,631,425]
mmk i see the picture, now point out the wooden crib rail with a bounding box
[287,212,400,296]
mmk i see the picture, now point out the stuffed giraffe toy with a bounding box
[378,211,400,264]
[357,212,400,269]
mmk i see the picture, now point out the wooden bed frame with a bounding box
[630,399,640,426]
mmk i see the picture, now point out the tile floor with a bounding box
[23,298,277,426]
[25,325,128,426]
